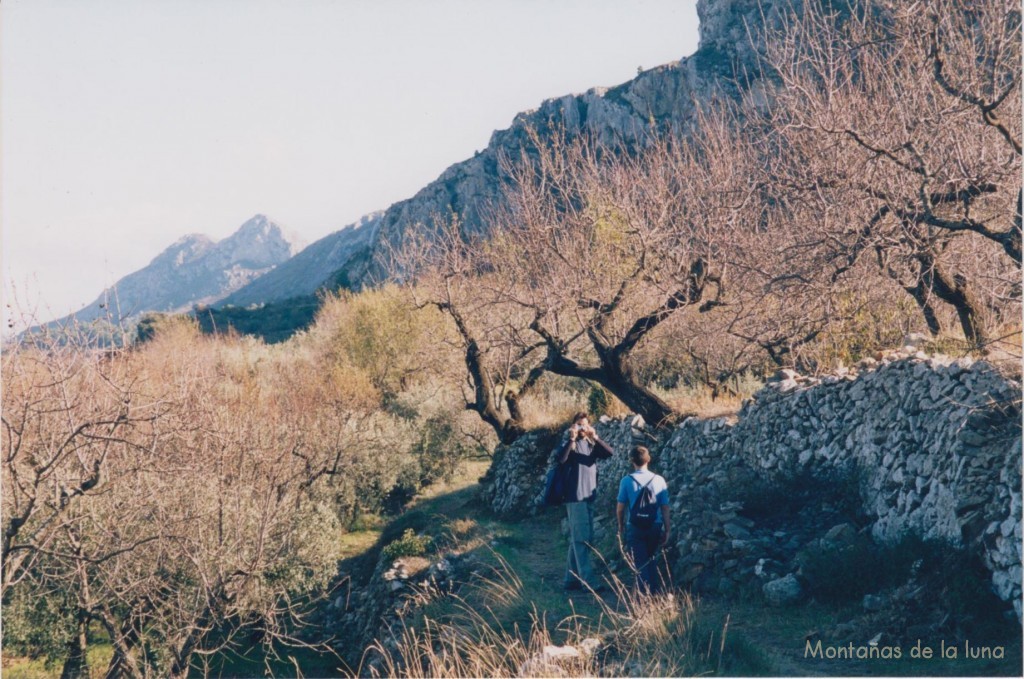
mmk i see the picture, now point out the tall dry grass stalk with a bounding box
[359,547,728,678]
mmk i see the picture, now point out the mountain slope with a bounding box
[337,0,778,286]
[218,212,380,308]
[203,0,777,311]
[43,214,302,329]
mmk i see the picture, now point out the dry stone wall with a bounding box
[481,351,1022,618]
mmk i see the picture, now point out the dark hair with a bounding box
[630,446,651,467]
[572,411,589,424]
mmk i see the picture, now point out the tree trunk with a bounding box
[59,616,89,679]
[100,613,144,679]
[904,283,944,336]
[595,370,679,427]
[438,301,526,444]
[538,346,678,426]
[921,255,987,346]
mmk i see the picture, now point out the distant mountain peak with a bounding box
[217,211,380,308]
[31,215,303,333]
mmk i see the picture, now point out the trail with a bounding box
[343,461,1021,677]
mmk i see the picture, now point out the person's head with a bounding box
[630,445,651,469]
[571,411,590,430]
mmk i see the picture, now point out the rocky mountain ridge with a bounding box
[344,0,784,286]
[222,0,785,305]
[39,0,785,330]
[39,214,302,331]
[219,212,381,307]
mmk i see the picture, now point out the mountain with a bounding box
[334,0,778,287]
[40,214,303,330]
[199,0,779,316]
[218,212,380,308]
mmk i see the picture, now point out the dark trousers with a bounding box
[626,524,663,593]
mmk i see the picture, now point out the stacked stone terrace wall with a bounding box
[481,351,1022,618]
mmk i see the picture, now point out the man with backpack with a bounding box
[616,445,671,593]
[557,411,614,592]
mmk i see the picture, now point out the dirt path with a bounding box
[348,464,1021,677]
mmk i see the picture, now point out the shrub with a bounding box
[381,529,432,562]
[413,413,469,486]
[587,385,612,418]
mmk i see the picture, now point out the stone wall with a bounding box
[480,350,1022,619]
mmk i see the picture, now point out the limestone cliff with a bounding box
[241,0,791,298]
[353,0,786,284]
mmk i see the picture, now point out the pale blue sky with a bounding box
[2,0,700,327]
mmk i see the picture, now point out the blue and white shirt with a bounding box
[617,470,670,526]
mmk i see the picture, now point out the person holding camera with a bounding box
[557,411,614,592]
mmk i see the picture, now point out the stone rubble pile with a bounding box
[481,352,1022,619]
[329,549,481,665]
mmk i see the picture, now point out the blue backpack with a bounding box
[629,474,658,528]
[543,462,573,507]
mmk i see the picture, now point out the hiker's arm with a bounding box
[616,502,626,535]
[557,438,574,464]
[660,505,671,545]
[592,436,613,460]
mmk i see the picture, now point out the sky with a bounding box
[1,0,700,329]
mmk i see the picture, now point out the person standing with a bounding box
[616,445,671,593]
[558,411,614,591]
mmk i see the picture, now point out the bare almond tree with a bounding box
[387,217,544,443]
[2,322,381,677]
[474,126,752,426]
[758,0,1021,351]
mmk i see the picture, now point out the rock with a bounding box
[579,637,602,657]
[680,563,705,582]
[723,521,752,539]
[1000,516,1016,537]
[824,523,858,545]
[904,332,930,348]
[516,644,586,677]
[958,429,990,447]
[774,368,800,381]
[763,574,803,606]
[543,645,582,663]
[754,558,783,579]
[778,378,799,393]
[863,593,888,611]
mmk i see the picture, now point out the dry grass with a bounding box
[654,381,760,420]
[358,547,733,678]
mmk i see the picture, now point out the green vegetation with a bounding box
[193,294,321,343]
[381,529,432,562]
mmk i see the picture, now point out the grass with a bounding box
[1,645,113,679]
[12,458,1016,678]
[346,457,1021,678]
[350,459,772,677]
[363,537,771,678]
[653,379,762,420]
